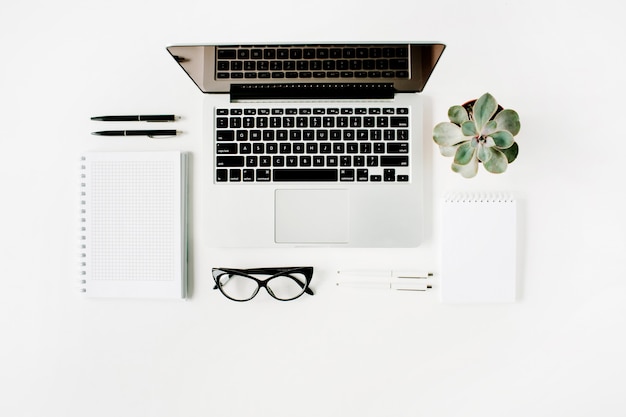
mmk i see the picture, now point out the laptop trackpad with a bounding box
[275,189,349,244]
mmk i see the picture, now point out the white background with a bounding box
[2,0,625,416]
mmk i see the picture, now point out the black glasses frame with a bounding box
[212,266,315,302]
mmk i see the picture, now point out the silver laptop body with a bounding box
[167,43,445,247]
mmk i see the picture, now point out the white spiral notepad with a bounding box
[441,193,517,303]
[79,151,188,298]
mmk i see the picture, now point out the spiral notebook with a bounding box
[441,193,517,303]
[79,151,188,298]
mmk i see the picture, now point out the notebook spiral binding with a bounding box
[443,192,515,204]
[79,156,87,293]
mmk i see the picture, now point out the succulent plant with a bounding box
[433,93,520,178]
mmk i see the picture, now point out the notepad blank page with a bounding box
[441,194,517,303]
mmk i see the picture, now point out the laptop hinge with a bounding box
[230,83,395,100]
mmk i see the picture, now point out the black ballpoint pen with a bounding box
[91,130,179,137]
[91,115,178,122]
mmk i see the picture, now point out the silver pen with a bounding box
[336,269,433,291]
[336,281,432,291]
[336,269,433,279]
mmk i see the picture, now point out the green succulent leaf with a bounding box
[433,122,465,147]
[473,93,498,132]
[453,141,476,165]
[448,105,469,125]
[489,130,515,149]
[483,148,508,173]
[452,157,479,178]
[482,120,498,136]
[477,144,493,163]
[439,143,461,157]
[461,120,478,137]
[501,141,519,163]
[495,109,521,136]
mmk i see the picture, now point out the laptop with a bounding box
[166,43,445,247]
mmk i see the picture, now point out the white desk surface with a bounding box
[2,1,625,416]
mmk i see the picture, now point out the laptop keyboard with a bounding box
[214,105,411,183]
[215,45,410,81]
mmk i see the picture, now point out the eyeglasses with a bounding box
[212,267,315,302]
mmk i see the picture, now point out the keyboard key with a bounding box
[381,156,409,166]
[340,169,355,181]
[390,116,409,127]
[218,49,236,59]
[216,143,237,154]
[236,130,248,141]
[274,169,338,181]
[343,48,356,58]
[216,130,234,141]
[273,156,285,167]
[216,169,228,182]
[390,59,409,69]
[387,143,409,153]
[256,169,271,181]
[217,156,244,167]
[243,169,255,181]
[230,169,242,181]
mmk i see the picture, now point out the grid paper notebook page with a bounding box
[80,151,188,298]
[441,193,517,303]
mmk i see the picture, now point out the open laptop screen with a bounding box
[166,43,445,95]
